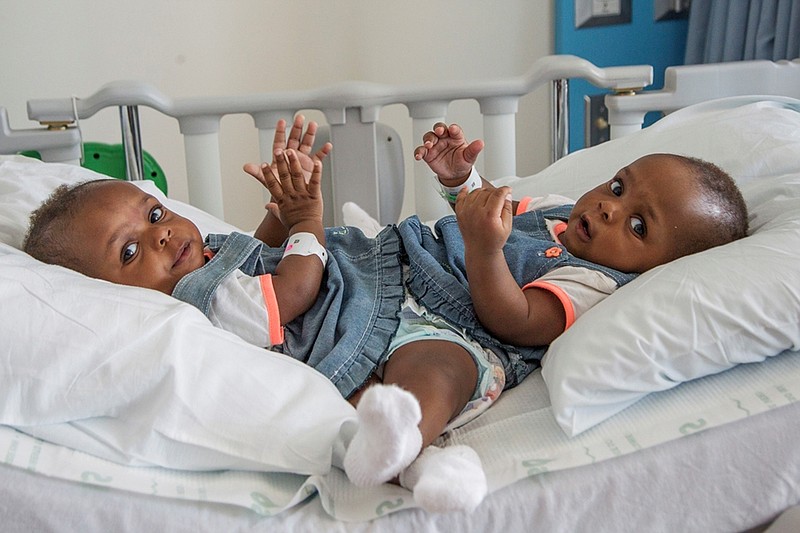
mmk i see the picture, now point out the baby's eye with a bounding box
[150,206,164,223]
[630,216,645,237]
[609,179,623,196]
[122,242,138,263]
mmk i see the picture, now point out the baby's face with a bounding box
[69,181,205,294]
[558,154,708,273]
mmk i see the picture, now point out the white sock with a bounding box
[343,384,423,487]
[399,445,488,513]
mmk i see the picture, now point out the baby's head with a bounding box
[559,153,748,273]
[24,179,205,294]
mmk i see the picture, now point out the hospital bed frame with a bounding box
[3,56,798,226]
[1,55,652,224]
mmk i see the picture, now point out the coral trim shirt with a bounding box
[517,194,617,330]
[204,249,284,348]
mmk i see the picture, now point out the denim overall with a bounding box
[173,227,406,399]
[173,206,637,398]
[398,205,637,389]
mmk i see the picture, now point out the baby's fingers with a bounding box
[243,162,270,188]
[272,119,288,153]
[314,142,333,162]
[286,115,305,150]
[286,149,307,190]
[273,149,309,192]
[262,161,284,201]
[454,186,511,216]
[298,118,318,154]
[307,159,323,195]
[482,186,513,215]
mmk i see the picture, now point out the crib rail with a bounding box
[606,58,800,139]
[0,108,82,163]
[10,55,652,223]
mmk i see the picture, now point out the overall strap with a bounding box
[172,232,264,316]
[539,204,574,221]
[516,205,638,286]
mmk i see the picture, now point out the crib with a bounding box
[2,54,653,225]
[2,55,800,532]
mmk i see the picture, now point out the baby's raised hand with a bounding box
[262,148,324,230]
[274,115,332,180]
[414,123,484,184]
[243,115,332,190]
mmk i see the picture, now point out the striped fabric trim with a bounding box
[552,222,568,244]
[523,280,576,331]
[516,196,533,215]
[258,274,284,345]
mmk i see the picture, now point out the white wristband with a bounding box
[283,232,328,266]
[439,166,482,203]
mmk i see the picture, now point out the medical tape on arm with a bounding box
[283,232,328,266]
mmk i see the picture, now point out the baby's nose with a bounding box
[599,200,619,221]
[158,227,172,246]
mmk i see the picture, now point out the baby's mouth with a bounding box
[173,241,191,268]
[580,215,591,240]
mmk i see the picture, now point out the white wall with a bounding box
[0,0,553,229]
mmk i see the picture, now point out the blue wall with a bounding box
[555,2,689,151]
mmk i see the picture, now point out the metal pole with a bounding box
[119,105,143,181]
[551,79,569,162]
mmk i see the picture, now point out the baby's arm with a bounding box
[245,115,332,246]
[261,148,327,325]
[414,123,521,212]
[456,187,566,346]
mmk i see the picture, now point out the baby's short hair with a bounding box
[23,179,114,272]
[670,154,748,258]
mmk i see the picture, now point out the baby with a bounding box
[23,118,748,512]
[413,123,749,347]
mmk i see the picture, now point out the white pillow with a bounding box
[500,97,800,436]
[0,156,355,474]
[0,155,239,248]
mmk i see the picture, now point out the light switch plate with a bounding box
[575,0,632,28]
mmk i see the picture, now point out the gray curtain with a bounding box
[684,0,800,64]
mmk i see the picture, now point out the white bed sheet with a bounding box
[3,358,800,532]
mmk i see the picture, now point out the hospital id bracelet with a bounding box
[283,232,328,266]
[439,166,482,203]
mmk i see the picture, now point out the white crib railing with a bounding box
[606,58,800,139]
[5,55,653,224]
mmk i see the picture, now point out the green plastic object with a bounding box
[21,142,168,195]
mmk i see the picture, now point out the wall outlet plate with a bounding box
[575,0,632,28]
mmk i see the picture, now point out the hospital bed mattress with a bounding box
[2,358,799,531]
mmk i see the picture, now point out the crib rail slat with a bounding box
[183,132,224,217]
[22,55,653,223]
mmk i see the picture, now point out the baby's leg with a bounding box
[343,340,478,487]
[382,339,478,447]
